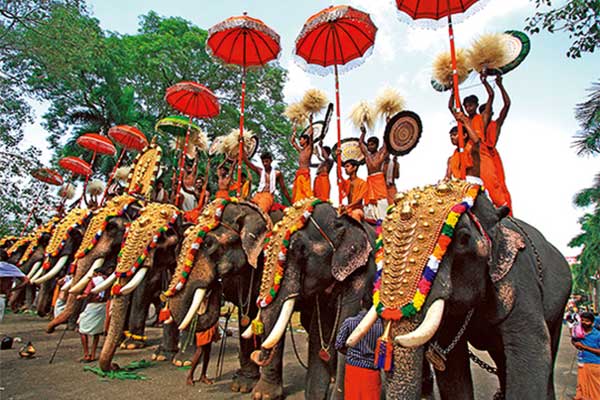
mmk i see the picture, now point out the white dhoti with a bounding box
[364,199,389,221]
[78,302,106,335]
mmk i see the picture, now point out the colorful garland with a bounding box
[111,211,180,296]
[373,184,481,320]
[163,198,238,298]
[42,210,91,271]
[257,198,323,308]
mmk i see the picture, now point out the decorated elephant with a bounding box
[8,217,59,312]
[31,208,92,317]
[248,198,377,400]
[46,195,143,333]
[156,198,279,392]
[99,202,183,371]
[347,180,571,399]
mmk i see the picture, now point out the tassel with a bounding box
[374,320,394,371]
[252,319,264,336]
[159,304,171,322]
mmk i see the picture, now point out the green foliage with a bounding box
[573,81,600,156]
[526,0,600,59]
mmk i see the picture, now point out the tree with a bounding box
[526,0,600,59]
[573,81,600,156]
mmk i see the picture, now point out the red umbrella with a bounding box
[294,5,377,204]
[76,133,116,207]
[396,0,485,178]
[31,168,63,186]
[165,81,220,206]
[101,125,149,204]
[207,12,281,195]
[58,156,92,176]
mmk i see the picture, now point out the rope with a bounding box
[288,321,308,370]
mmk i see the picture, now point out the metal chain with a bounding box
[507,217,543,284]
[236,268,255,318]
[468,350,498,375]
[316,293,342,353]
[288,321,308,370]
[430,309,474,356]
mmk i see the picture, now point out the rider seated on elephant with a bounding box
[359,126,388,221]
[244,151,292,213]
[76,271,108,363]
[335,300,384,400]
[445,112,481,182]
[289,130,314,203]
[312,143,333,202]
[339,159,367,222]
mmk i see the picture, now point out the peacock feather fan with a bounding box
[432,49,471,88]
[284,102,309,127]
[469,33,509,74]
[301,89,329,115]
[87,180,105,196]
[59,183,76,200]
[349,100,375,131]
[375,88,405,122]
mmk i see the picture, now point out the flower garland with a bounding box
[42,209,91,271]
[257,198,323,309]
[163,198,238,298]
[18,217,59,267]
[373,184,481,320]
[68,196,136,274]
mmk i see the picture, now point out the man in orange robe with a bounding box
[313,144,333,202]
[339,160,367,222]
[359,128,388,221]
[446,114,481,181]
[290,132,314,203]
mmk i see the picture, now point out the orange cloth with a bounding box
[51,283,60,307]
[292,168,313,203]
[195,324,221,347]
[313,171,330,202]
[229,180,251,199]
[575,363,600,400]
[184,207,201,224]
[215,190,229,199]
[344,364,381,400]
[340,177,367,221]
[252,192,274,214]
[471,114,485,139]
[479,121,512,212]
[365,173,388,204]
[448,141,474,180]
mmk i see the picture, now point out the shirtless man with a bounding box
[313,143,333,202]
[382,155,399,205]
[290,132,314,203]
[359,126,389,221]
[244,151,292,213]
[215,162,233,199]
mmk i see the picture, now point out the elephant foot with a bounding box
[172,359,192,367]
[251,377,283,400]
[231,373,259,393]
[120,337,146,350]
[151,346,177,362]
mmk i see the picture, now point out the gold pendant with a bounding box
[425,347,446,371]
[319,347,331,362]
[241,314,250,328]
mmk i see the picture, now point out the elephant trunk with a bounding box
[99,295,130,371]
[36,280,55,317]
[385,319,424,400]
[47,292,77,333]
[69,257,104,294]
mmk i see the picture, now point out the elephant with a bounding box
[46,195,144,333]
[249,198,377,400]
[99,202,184,372]
[32,208,93,317]
[156,199,280,392]
[347,180,572,400]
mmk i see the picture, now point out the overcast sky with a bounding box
[21,0,600,257]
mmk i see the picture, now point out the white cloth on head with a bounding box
[257,169,277,194]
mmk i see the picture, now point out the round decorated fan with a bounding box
[384,111,422,156]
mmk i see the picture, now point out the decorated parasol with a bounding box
[101,125,149,204]
[294,5,377,204]
[76,133,116,206]
[207,12,281,195]
[165,81,220,206]
[395,0,487,178]
[20,168,64,236]
[58,156,93,177]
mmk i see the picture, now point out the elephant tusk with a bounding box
[346,306,378,347]
[261,298,296,350]
[90,272,116,294]
[119,268,148,296]
[30,262,46,282]
[394,299,445,348]
[61,276,73,291]
[178,288,207,331]
[33,255,69,284]
[26,261,42,279]
[241,310,260,339]
[69,258,104,294]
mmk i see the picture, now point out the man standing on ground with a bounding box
[573,311,600,399]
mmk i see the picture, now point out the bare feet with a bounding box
[200,376,214,385]
[186,376,194,386]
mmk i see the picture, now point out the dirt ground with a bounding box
[0,312,578,399]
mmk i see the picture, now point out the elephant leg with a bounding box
[501,316,552,400]
[122,279,154,350]
[232,307,260,393]
[305,301,336,400]
[25,284,35,310]
[153,322,179,362]
[546,318,564,400]
[252,340,285,400]
[172,329,196,366]
[435,338,474,400]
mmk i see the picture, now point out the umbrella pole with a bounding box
[334,64,343,206]
[175,121,192,207]
[447,14,466,179]
[58,174,74,216]
[20,194,42,236]
[237,57,247,197]
[80,151,97,207]
[100,148,126,206]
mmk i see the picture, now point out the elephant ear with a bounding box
[240,208,270,268]
[332,216,373,281]
[489,223,526,283]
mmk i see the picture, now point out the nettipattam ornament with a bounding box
[42,208,92,270]
[18,217,60,267]
[127,141,162,200]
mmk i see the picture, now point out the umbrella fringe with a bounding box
[395,0,492,30]
[292,45,374,77]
